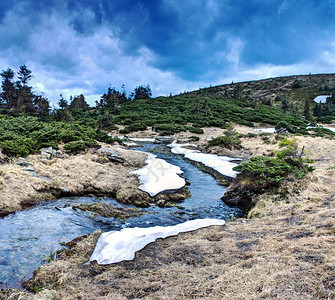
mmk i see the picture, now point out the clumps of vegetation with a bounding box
[41,250,56,264]
[234,137,314,187]
[188,126,204,134]
[119,122,147,134]
[222,138,314,211]
[0,115,121,156]
[72,202,146,220]
[208,125,242,149]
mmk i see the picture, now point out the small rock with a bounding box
[40,147,57,159]
[98,147,124,163]
[276,128,289,134]
[59,186,70,193]
[154,136,174,144]
[122,141,139,148]
[23,167,35,172]
[16,158,32,167]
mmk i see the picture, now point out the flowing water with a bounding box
[0,143,243,288]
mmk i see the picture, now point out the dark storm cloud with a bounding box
[0,0,334,103]
[55,0,335,80]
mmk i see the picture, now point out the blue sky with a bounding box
[0,0,335,105]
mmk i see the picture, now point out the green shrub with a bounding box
[58,130,81,143]
[84,139,100,148]
[0,138,36,157]
[208,126,242,149]
[189,136,200,141]
[63,140,86,154]
[152,123,187,134]
[188,126,204,134]
[234,138,314,187]
[275,121,295,133]
[119,123,147,134]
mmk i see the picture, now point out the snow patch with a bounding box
[89,219,225,265]
[313,95,331,104]
[168,142,240,178]
[254,128,276,133]
[129,137,156,142]
[131,152,186,197]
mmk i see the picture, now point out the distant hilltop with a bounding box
[188,73,335,106]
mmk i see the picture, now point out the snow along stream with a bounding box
[0,142,243,289]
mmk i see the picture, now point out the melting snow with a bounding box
[313,95,331,104]
[254,128,276,133]
[168,142,240,178]
[129,137,156,142]
[131,153,186,197]
[89,219,225,265]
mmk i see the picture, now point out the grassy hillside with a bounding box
[1,73,335,157]
[191,73,335,105]
[112,73,335,134]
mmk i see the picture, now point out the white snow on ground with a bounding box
[131,153,186,197]
[307,126,335,133]
[129,137,156,142]
[122,141,139,147]
[168,142,240,178]
[313,95,331,103]
[254,128,276,133]
[89,219,225,265]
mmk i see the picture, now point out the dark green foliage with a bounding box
[189,136,200,141]
[188,126,204,134]
[69,94,89,111]
[132,84,152,99]
[96,87,128,112]
[208,126,242,149]
[63,140,86,154]
[291,79,302,89]
[312,127,335,137]
[275,121,295,133]
[1,138,36,157]
[96,112,117,131]
[0,115,118,157]
[119,123,147,134]
[234,138,314,187]
[152,123,187,135]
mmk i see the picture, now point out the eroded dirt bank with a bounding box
[2,128,335,299]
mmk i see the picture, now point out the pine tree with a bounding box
[303,97,312,120]
[0,68,16,111]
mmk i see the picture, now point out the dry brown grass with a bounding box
[0,146,148,216]
[2,130,335,300]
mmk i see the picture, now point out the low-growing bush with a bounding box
[234,138,314,187]
[189,136,200,141]
[1,138,36,157]
[63,140,86,154]
[152,123,187,134]
[119,123,147,134]
[208,126,242,149]
[188,126,204,134]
